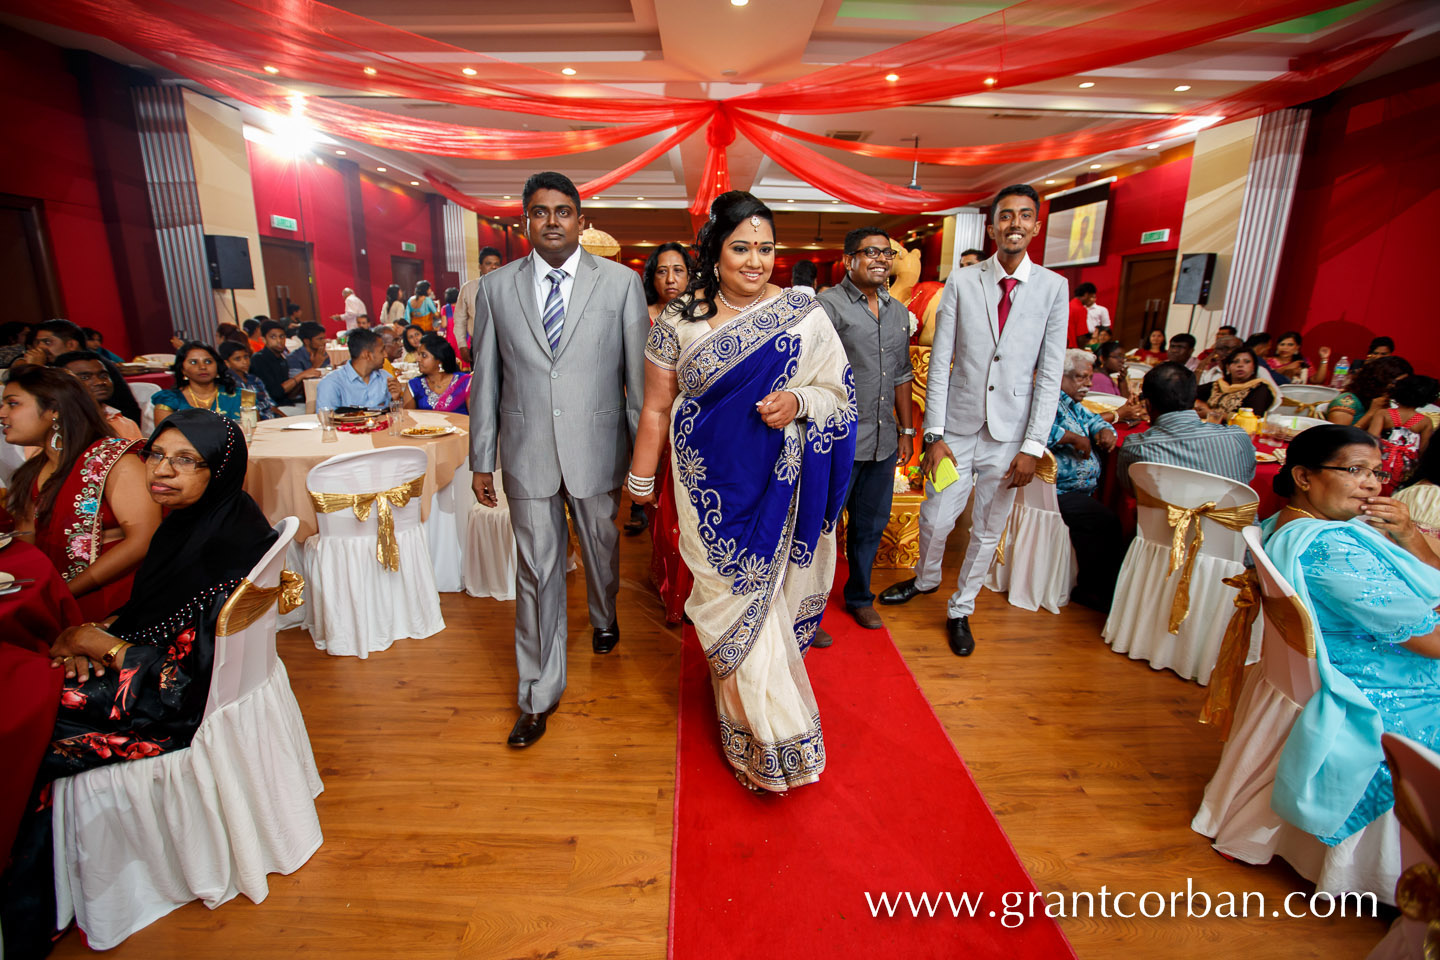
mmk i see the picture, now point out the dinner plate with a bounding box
[280,421,323,430]
[401,425,457,438]
[0,531,13,551]
[0,571,16,595]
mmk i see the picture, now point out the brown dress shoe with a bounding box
[810,627,833,649]
[849,606,884,630]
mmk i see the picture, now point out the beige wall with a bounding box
[182,89,269,324]
[1165,118,1257,346]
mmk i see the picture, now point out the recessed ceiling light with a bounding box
[730,0,748,6]
[830,199,840,204]
[785,198,795,203]
[635,197,645,201]
[983,77,997,85]
[1145,143,1160,150]
[502,195,512,199]
[363,67,377,76]
[1045,179,1056,184]
[884,73,899,82]
[263,65,279,74]
[1174,84,1192,92]
[335,149,347,156]
[376,166,387,172]
[315,158,324,165]
[1078,81,1095,88]
[561,67,577,76]
[462,67,478,76]
[1089,163,1102,169]
[410,180,420,186]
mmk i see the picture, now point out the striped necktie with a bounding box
[542,268,566,350]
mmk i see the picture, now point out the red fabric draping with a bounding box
[688,107,736,222]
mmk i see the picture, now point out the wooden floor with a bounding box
[52,521,1391,959]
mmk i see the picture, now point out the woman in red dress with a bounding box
[0,366,160,620]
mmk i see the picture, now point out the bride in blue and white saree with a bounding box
[628,193,855,793]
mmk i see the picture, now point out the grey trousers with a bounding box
[507,486,621,714]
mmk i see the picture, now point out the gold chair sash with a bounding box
[216,570,305,637]
[309,474,425,571]
[1384,741,1440,957]
[1134,488,1259,633]
[994,452,1058,565]
[1199,571,1260,739]
[1278,397,1325,419]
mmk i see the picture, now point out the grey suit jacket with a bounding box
[468,249,649,500]
[922,256,1068,458]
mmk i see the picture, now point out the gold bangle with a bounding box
[102,640,127,666]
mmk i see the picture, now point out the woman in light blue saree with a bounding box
[1262,424,1440,845]
[628,192,856,793]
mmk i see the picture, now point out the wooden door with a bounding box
[0,193,64,325]
[390,255,424,305]
[259,237,317,324]
[1116,251,1177,350]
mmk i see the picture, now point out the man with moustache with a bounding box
[468,173,648,748]
[879,184,1068,657]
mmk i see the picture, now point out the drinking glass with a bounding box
[318,406,338,442]
[388,399,404,436]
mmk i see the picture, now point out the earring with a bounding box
[49,421,62,453]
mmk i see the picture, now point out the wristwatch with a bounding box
[923,431,944,445]
[899,427,916,437]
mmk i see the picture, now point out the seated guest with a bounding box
[1116,362,1256,493]
[1132,328,1169,365]
[401,323,425,363]
[217,340,280,420]
[1396,439,1440,550]
[1198,335,1243,384]
[1048,350,1124,610]
[1367,336,1396,360]
[81,327,124,365]
[242,317,265,353]
[316,328,402,410]
[1271,330,1330,384]
[1195,325,1238,368]
[286,321,331,381]
[1326,355,1413,426]
[18,318,85,368]
[55,350,143,439]
[1088,341,1128,396]
[1358,374,1438,490]
[251,319,322,406]
[1260,424,1439,848]
[402,333,469,414]
[1,411,279,953]
[1089,325,1112,349]
[151,342,243,423]
[0,320,31,368]
[379,326,404,377]
[1197,347,1275,422]
[1167,332,1198,371]
[0,366,161,620]
[215,322,249,348]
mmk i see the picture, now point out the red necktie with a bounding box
[997,277,1018,337]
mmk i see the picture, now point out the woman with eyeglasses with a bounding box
[0,366,160,621]
[1260,424,1440,851]
[150,341,244,424]
[1,411,278,955]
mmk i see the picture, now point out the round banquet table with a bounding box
[0,538,73,859]
[243,410,470,542]
[122,371,173,389]
[325,344,350,368]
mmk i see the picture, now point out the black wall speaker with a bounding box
[1174,252,1217,306]
[205,234,254,289]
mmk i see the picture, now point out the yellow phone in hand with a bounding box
[931,456,960,492]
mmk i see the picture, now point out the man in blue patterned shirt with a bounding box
[1048,349,1124,610]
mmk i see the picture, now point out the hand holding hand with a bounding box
[757,391,799,429]
[471,472,498,509]
[1063,431,1092,458]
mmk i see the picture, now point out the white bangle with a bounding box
[626,472,655,496]
[788,389,809,420]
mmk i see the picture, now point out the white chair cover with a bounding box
[1369,734,1440,959]
[303,376,320,415]
[462,469,519,601]
[0,434,27,487]
[983,451,1076,613]
[1103,462,1261,684]
[52,517,324,950]
[130,381,161,436]
[1192,526,1400,905]
[1277,384,1339,408]
[303,448,445,657]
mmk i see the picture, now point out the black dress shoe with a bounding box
[593,621,620,654]
[508,704,558,748]
[946,616,975,657]
[878,577,939,606]
[623,508,649,536]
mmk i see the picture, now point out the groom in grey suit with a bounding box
[469,171,649,748]
[879,184,1068,656]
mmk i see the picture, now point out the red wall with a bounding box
[1038,157,1191,317]
[0,30,130,353]
[1267,58,1440,376]
[361,177,437,313]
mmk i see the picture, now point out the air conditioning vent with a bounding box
[569,124,605,131]
[989,112,1042,121]
[824,130,869,142]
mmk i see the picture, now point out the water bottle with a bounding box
[1331,356,1350,388]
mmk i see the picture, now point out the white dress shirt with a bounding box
[344,293,367,318]
[996,253,1033,297]
[1085,302,1111,331]
[531,247,584,318]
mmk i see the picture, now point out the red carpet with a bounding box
[668,588,1076,960]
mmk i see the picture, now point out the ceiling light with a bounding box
[635,196,645,200]
[830,199,840,204]
[410,180,420,186]
[363,67,377,76]
[1078,81,1095,88]
[1089,163,1102,169]
[786,198,795,203]
[1145,143,1160,150]
[561,67,577,76]
[983,77,997,86]
[263,65,279,74]
[315,158,324,165]
[731,0,749,6]
[462,67,478,76]
[502,195,512,199]
[335,149,347,156]
[1174,84,1192,92]
[1045,179,1056,184]
[885,73,899,82]
[376,166,387,172]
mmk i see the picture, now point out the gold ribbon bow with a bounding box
[1199,570,1260,739]
[993,452,1058,565]
[1278,397,1324,418]
[216,570,306,637]
[1134,488,1258,633]
[310,474,426,571]
[1385,742,1440,958]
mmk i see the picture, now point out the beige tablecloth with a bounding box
[325,344,350,368]
[244,411,470,542]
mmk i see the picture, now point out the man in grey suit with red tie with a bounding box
[879,184,1068,656]
[469,171,649,747]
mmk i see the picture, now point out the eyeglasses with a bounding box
[1317,465,1391,484]
[852,246,896,261]
[144,451,209,473]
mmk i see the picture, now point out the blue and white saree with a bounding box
[648,290,856,791]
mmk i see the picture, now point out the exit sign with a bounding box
[270,214,297,231]
[1140,228,1170,244]
[401,241,417,252]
